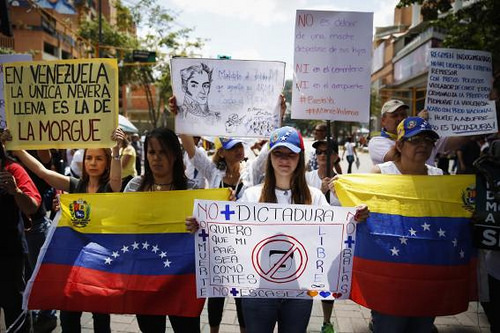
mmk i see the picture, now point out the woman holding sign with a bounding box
[123,127,203,333]
[8,127,125,333]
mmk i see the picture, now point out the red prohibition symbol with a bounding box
[251,234,308,283]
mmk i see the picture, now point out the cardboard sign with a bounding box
[194,200,357,300]
[3,58,119,149]
[171,58,285,137]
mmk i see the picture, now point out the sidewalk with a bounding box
[18,299,488,333]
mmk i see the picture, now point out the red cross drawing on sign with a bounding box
[251,234,308,283]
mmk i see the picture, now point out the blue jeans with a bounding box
[241,298,312,333]
[371,310,435,333]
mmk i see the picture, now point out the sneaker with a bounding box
[321,322,335,333]
[34,316,57,333]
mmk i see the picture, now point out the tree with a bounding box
[78,0,205,128]
[397,0,500,94]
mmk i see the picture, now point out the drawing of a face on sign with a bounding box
[179,63,220,124]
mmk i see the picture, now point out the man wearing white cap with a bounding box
[368,100,465,167]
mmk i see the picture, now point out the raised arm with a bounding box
[109,128,126,192]
[11,150,70,191]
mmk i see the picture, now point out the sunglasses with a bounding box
[405,136,436,145]
[315,149,329,156]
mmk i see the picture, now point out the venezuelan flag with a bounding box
[335,174,476,317]
[24,189,229,316]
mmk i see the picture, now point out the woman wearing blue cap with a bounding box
[370,117,442,333]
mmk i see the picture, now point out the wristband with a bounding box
[113,155,121,161]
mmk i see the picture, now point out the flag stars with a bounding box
[421,222,431,231]
[104,257,113,265]
[163,259,172,268]
[459,250,465,258]
[132,242,139,250]
[121,245,129,253]
[152,245,159,253]
[437,228,446,237]
[409,228,417,236]
[142,241,150,250]
[452,238,458,247]
[399,236,408,245]
[111,251,120,258]
[159,251,167,258]
[390,247,400,256]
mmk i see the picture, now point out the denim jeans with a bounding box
[371,310,435,333]
[241,298,312,333]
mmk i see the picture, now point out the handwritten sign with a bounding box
[1,54,32,129]
[473,168,500,250]
[292,10,373,122]
[171,58,285,137]
[194,200,356,299]
[425,48,498,136]
[3,58,118,149]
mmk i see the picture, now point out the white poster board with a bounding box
[194,200,357,300]
[171,58,285,137]
[425,48,497,136]
[1,54,32,129]
[292,10,373,122]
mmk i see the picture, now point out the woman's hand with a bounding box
[185,216,200,234]
[417,109,429,120]
[328,175,340,194]
[321,177,331,194]
[0,129,12,144]
[354,204,370,222]
[168,96,178,115]
[229,189,237,202]
[111,127,126,148]
[0,171,19,195]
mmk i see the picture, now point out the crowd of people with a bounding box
[0,96,498,333]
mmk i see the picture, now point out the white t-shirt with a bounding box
[368,136,449,166]
[305,170,341,206]
[377,161,443,175]
[344,142,355,156]
[69,149,84,177]
[239,183,329,206]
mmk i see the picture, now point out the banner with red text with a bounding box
[292,10,372,122]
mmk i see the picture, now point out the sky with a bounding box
[159,0,401,79]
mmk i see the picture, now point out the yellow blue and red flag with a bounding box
[335,174,476,317]
[23,189,229,316]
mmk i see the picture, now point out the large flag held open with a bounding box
[335,174,476,316]
[24,189,229,316]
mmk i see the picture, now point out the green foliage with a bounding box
[78,0,205,127]
[397,0,500,92]
[0,47,16,54]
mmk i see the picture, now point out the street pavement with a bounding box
[1,144,490,332]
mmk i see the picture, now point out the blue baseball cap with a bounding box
[397,117,439,141]
[216,137,244,150]
[268,126,304,153]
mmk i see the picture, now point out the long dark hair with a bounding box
[259,151,311,204]
[77,148,112,192]
[139,128,187,191]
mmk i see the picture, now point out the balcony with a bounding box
[0,34,14,49]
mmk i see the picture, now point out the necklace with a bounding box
[275,185,291,195]
[153,183,173,191]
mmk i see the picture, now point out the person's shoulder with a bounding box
[426,165,444,175]
[238,184,263,202]
[124,176,144,192]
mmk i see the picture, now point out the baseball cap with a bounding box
[312,140,339,154]
[215,137,244,150]
[397,117,439,141]
[381,99,408,115]
[268,126,304,153]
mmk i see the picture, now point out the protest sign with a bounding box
[1,54,32,129]
[292,10,373,122]
[171,58,285,137]
[3,58,119,149]
[473,165,500,250]
[194,200,357,300]
[425,48,497,136]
